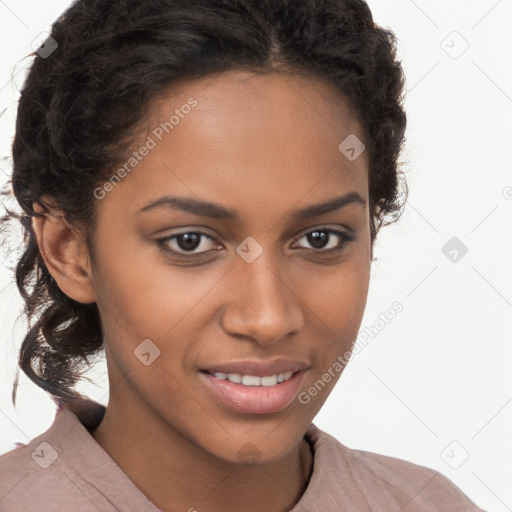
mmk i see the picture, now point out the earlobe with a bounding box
[31,202,96,304]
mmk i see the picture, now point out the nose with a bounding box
[220,251,305,346]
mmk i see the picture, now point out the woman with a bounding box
[0,0,485,510]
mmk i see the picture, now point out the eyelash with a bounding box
[156,226,356,258]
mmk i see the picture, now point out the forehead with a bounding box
[97,70,368,220]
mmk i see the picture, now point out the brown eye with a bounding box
[157,231,221,256]
[295,227,355,252]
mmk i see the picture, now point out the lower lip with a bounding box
[198,370,307,414]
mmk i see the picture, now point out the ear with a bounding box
[31,199,96,304]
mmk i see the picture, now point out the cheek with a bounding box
[92,240,227,368]
[303,257,370,335]
[294,258,370,412]
[299,255,370,379]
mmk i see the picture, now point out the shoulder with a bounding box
[0,403,157,512]
[303,424,486,512]
[0,406,112,512]
[0,411,75,511]
[344,445,483,511]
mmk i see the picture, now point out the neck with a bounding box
[90,394,313,512]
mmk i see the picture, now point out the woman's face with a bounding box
[89,70,371,464]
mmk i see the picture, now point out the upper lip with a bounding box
[201,358,310,377]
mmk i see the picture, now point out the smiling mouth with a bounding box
[198,369,308,415]
[201,370,295,387]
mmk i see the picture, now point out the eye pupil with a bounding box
[177,233,201,251]
[308,231,329,249]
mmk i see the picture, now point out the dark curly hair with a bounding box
[0,0,407,407]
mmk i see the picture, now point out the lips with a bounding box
[198,358,310,414]
[201,358,309,377]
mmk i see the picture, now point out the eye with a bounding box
[157,230,222,256]
[293,227,355,253]
[156,226,356,259]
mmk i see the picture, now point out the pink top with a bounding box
[0,407,485,511]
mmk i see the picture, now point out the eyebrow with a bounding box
[137,191,366,220]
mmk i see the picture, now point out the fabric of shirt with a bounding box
[0,406,486,512]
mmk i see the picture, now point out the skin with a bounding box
[32,70,372,512]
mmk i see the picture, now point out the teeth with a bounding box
[260,375,278,386]
[242,375,260,386]
[212,371,294,386]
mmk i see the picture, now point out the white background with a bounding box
[0,1,511,511]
